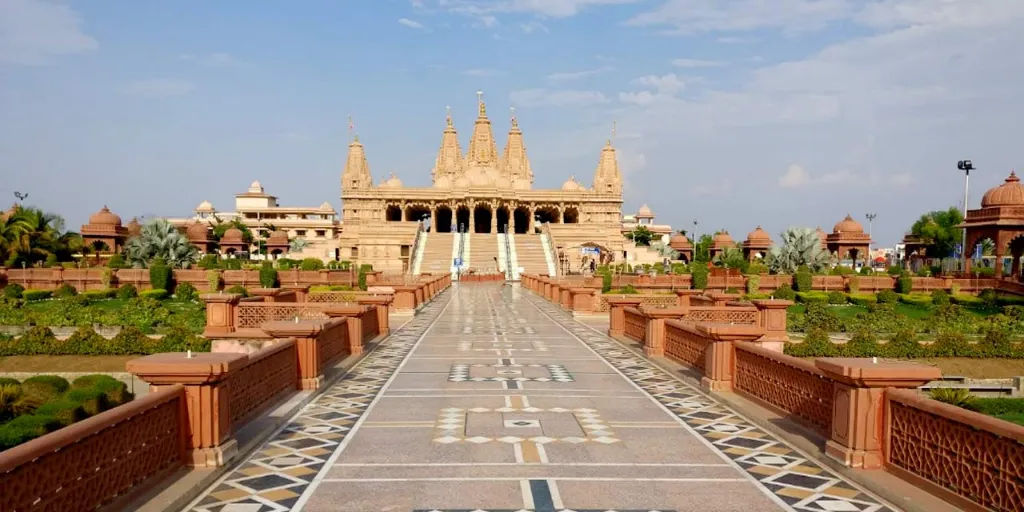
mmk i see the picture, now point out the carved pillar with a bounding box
[816,359,940,469]
[752,299,793,351]
[490,203,497,233]
[528,207,535,232]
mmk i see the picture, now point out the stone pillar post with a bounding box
[751,299,793,352]
[816,358,940,469]
[697,323,764,392]
[490,205,497,234]
[560,286,573,308]
[201,293,242,337]
[528,208,535,232]
[606,297,643,337]
[569,287,597,313]
[639,306,685,357]
[324,305,368,355]
[262,320,325,389]
[127,352,247,467]
[674,289,702,310]
[357,295,393,336]
[469,207,475,233]
[282,284,310,303]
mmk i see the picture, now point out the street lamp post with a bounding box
[958,160,974,272]
[865,213,877,270]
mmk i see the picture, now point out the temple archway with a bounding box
[513,207,530,234]
[435,206,453,233]
[496,206,510,234]
[536,206,559,224]
[564,207,579,224]
[386,205,402,222]
[405,204,430,223]
[456,205,470,232]
[474,204,492,234]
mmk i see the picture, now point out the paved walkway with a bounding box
[188,284,897,512]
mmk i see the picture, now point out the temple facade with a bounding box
[337,97,626,273]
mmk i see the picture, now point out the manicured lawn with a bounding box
[787,303,936,321]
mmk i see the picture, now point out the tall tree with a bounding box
[909,207,964,258]
[625,226,654,246]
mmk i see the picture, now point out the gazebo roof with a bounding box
[826,215,871,244]
[81,206,128,238]
[711,230,736,250]
[981,171,1024,207]
[744,226,772,249]
[669,233,692,251]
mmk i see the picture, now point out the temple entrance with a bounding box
[536,206,559,224]
[564,207,579,224]
[386,205,402,222]
[456,205,470,232]
[474,205,492,234]
[514,207,530,234]
[405,205,430,224]
[435,206,453,233]
[496,206,510,234]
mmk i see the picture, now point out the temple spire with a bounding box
[592,139,622,195]
[432,106,464,186]
[341,137,373,191]
[466,91,498,167]
[502,105,532,190]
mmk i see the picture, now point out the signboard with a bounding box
[453,258,462,267]
[580,246,600,255]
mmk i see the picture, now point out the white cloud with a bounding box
[546,66,613,82]
[462,68,504,77]
[779,164,811,188]
[120,79,195,98]
[632,73,686,95]
[442,0,639,19]
[0,0,97,65]
[398,17,427,30]
[520,21,549,33]
[671,58,724,68]
[509,88,609,107]
[628,0,854,34]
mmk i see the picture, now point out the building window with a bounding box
[296,230,306,236]
[315,230,326,237]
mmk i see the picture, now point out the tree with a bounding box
[625,226,654,246]
[909,207,964,258]
[124,219,199,268]
[0,206,76,267]
[713,245,748,272]
[766,227,830,273]
[693,234,713,262]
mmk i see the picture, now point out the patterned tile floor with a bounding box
[184,284,899,512]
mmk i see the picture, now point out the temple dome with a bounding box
[318,201,333,211]
[380,172,403,188]
[636,204,654,218]
[88,206,122,227]
[267,230,289,245]
[196,200,214,212]
[712,231,734,245]
[248,180,264,194]
[561,175,584,191]
[981,171,1024,207]
[434,175,452,188]
[186,222,209,242]
[454,175,470,188]
[833,214,864,234]
[126,218,142,237]
[669,233,692,251]
[746,226,771,244]
[222,227,244,243]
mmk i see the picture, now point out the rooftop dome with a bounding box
[318,201,333,211]
[711,231,735,248]
[561,175,584,191]
[434,175,452,188]
[221,227,244,243]
[247,180,264,194]
[636,204,654,218]
[266,229,289,245]
[669,233,692,251]
[196,200,214,212]
[88,206,122,227]
[380,172,403,188]
[833,214,864,234]
[186,222,209,242]
[981,171,1024,207]
[746,226,772,244]
[126,217,142,237]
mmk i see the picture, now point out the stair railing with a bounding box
[408,220,426,275]
[502,225,513,281]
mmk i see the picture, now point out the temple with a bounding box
[337,95,628,275]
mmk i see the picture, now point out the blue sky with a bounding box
[2,0,1023,246]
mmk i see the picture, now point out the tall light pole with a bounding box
[865,213,877,269]
[958,160,974,271]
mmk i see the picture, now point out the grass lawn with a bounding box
[787,302,995,322]
[0,354,136,372]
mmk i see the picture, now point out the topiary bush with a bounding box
[883,328,925,358]
[896,273,913,294]
[876,289,898,304]
[226,285,248,297]
[847,293,877,307]
[803,302,843,332]
[847,275,860,294]
[785,328,838,357]
[148,258,172,291]
[601,272,612,293]
[690,264,708,290]
[117,284,138,299]
[34,399,87,426]
[259,262,278,288]
[746,274,760,295]
[842,329,881,357]
[140,289,168,300]
[0,326,61,356]
[106,253,127,269]
[0,414,61,449]
[980,325,1014,357]
[174,282,199,302]
[931,289,950,306]
[358,264,372,291]
[81,289,116,300]
[22,289,52,301]
[206,270,221,292]
[930,330,972,357]
[62,326,108,355]
[978,288,999,309]
[898,293,932,307]
[3,284,24,299]
[827,291,847,305]
[772,283,796,301]
[65,387,108,415]
[108,326,148,355]
[794,266,813,292]
[72,374,131,405]
[299,258,324,271]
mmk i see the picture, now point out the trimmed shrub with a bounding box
[980,325,1013,357]
[620,284,638,294]
[81,289,116,300]
[886,265,903,276]
[65,387,109,415]
[259,262,279,288]
[896,274,913,294]
[140,289,168,300]
[72,375,130,406]
[772,283,796,301]
[930,330,972,357]
[601,272,612,293]
[148,258,172,291]
[2,327,61,356]
[3,284,24,299]
[796,291,829,304]
[690,264,709,290]
[0,414,61,449]
[358,264,371,291]
[827,291,848,305]
[174,282,199,302]
[847,276,860,294]
[62,326,108,355]
[109,326,149,354]
[842,329,881,357]
[803,302,843,332]
[785,328,838,357]
[226,285,248,297]
[883,328,925,358]
[951,294,984,307]
[847,293,878,307]
[35,399,87,426]
[979,288,998,308]
[154,326,210,353]
[106,253,127,269]
[876,289,898,304]
[117,284,138,299]
[53,283,77,298]
[931,289,950,306]
[23,289,52,301]
[299,258,324,271]
[206,270,221,292]
[859,266,874,275]
[898,293,932,307]
[746,274,760,295]
[794,266,813,292]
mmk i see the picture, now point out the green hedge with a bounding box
[847,293,878,307]
[23,290,52,301]
[149,259,172,291]
[0,326,210,356]
[140,289,168,300]
[691,264,709,290]
[259,262,278,288]
[2,284,24,299]
[785,327,1024,358]
[898,293,933,307]
[772,284,796,301]
[795,291,829,304]
[81,289,116,300]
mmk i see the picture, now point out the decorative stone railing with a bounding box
[0,385,188,511]
[622,307,647,342]
[734,344,835,435]
[226,340,298,427]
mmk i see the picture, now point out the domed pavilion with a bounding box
[709,231,736,260]
[668,233,693,263]
[825,214,872,268]
[220,227,248,256]
[743,226,772,261]
[959,171,1024,278]
[80,206,129,256]
[185,222,215,254]
[265,230,290,258]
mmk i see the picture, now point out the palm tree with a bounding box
[766,227,830,273]
[124,219,199,268]
[1,206,66,267]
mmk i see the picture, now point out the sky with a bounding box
[1,0,1023,246]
